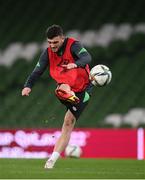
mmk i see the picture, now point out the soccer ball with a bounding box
[65,145,82,158]
[90,64,112,87]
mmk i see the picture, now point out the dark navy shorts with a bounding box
[59,83,93,120]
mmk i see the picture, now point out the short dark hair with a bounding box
[46,24,63,39]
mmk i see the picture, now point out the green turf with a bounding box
[0,158,144,179]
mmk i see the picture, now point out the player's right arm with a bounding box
[22,49,48,96]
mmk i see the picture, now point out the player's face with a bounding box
[47,36,65,52]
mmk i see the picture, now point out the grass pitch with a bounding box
[0,158,144,179]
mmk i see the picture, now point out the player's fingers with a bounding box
[62,63,77,69]
[61,64,72,69]
[22,90,29,96]
[22,92,26,96]
[61,64,67,68]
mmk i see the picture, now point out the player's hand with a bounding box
[61,63,77,70]
[22,87,31,96]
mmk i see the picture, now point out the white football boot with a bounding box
[44,160,55,169]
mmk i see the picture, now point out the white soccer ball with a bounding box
[90,64,112,87]
[65,145,82,158]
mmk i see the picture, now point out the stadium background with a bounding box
[0,0,145,160]
[1,0,145,128]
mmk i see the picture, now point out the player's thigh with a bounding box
[57,84,71,92]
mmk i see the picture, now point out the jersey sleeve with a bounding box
[24,49,48,88]
[71,41,92,67]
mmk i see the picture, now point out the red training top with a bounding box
[48,38,90,92]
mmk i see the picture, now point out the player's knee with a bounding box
[57,84,71,92]
[55,84,75,101]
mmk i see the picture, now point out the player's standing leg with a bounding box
[44,110,76,169]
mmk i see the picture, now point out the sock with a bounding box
[49,151,60,163]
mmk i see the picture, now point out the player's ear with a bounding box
[61,35,65,41]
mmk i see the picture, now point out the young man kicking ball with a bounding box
[22,24,92,169]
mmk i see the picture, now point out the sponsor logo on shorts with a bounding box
[72,106,77,111]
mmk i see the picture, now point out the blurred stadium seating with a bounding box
[0,0,145,128]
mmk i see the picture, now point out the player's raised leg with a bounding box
[55,84,80,104]
[44,109,76,169]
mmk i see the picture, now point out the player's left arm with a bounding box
[61,41,92,69]
[71,41,92,67]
